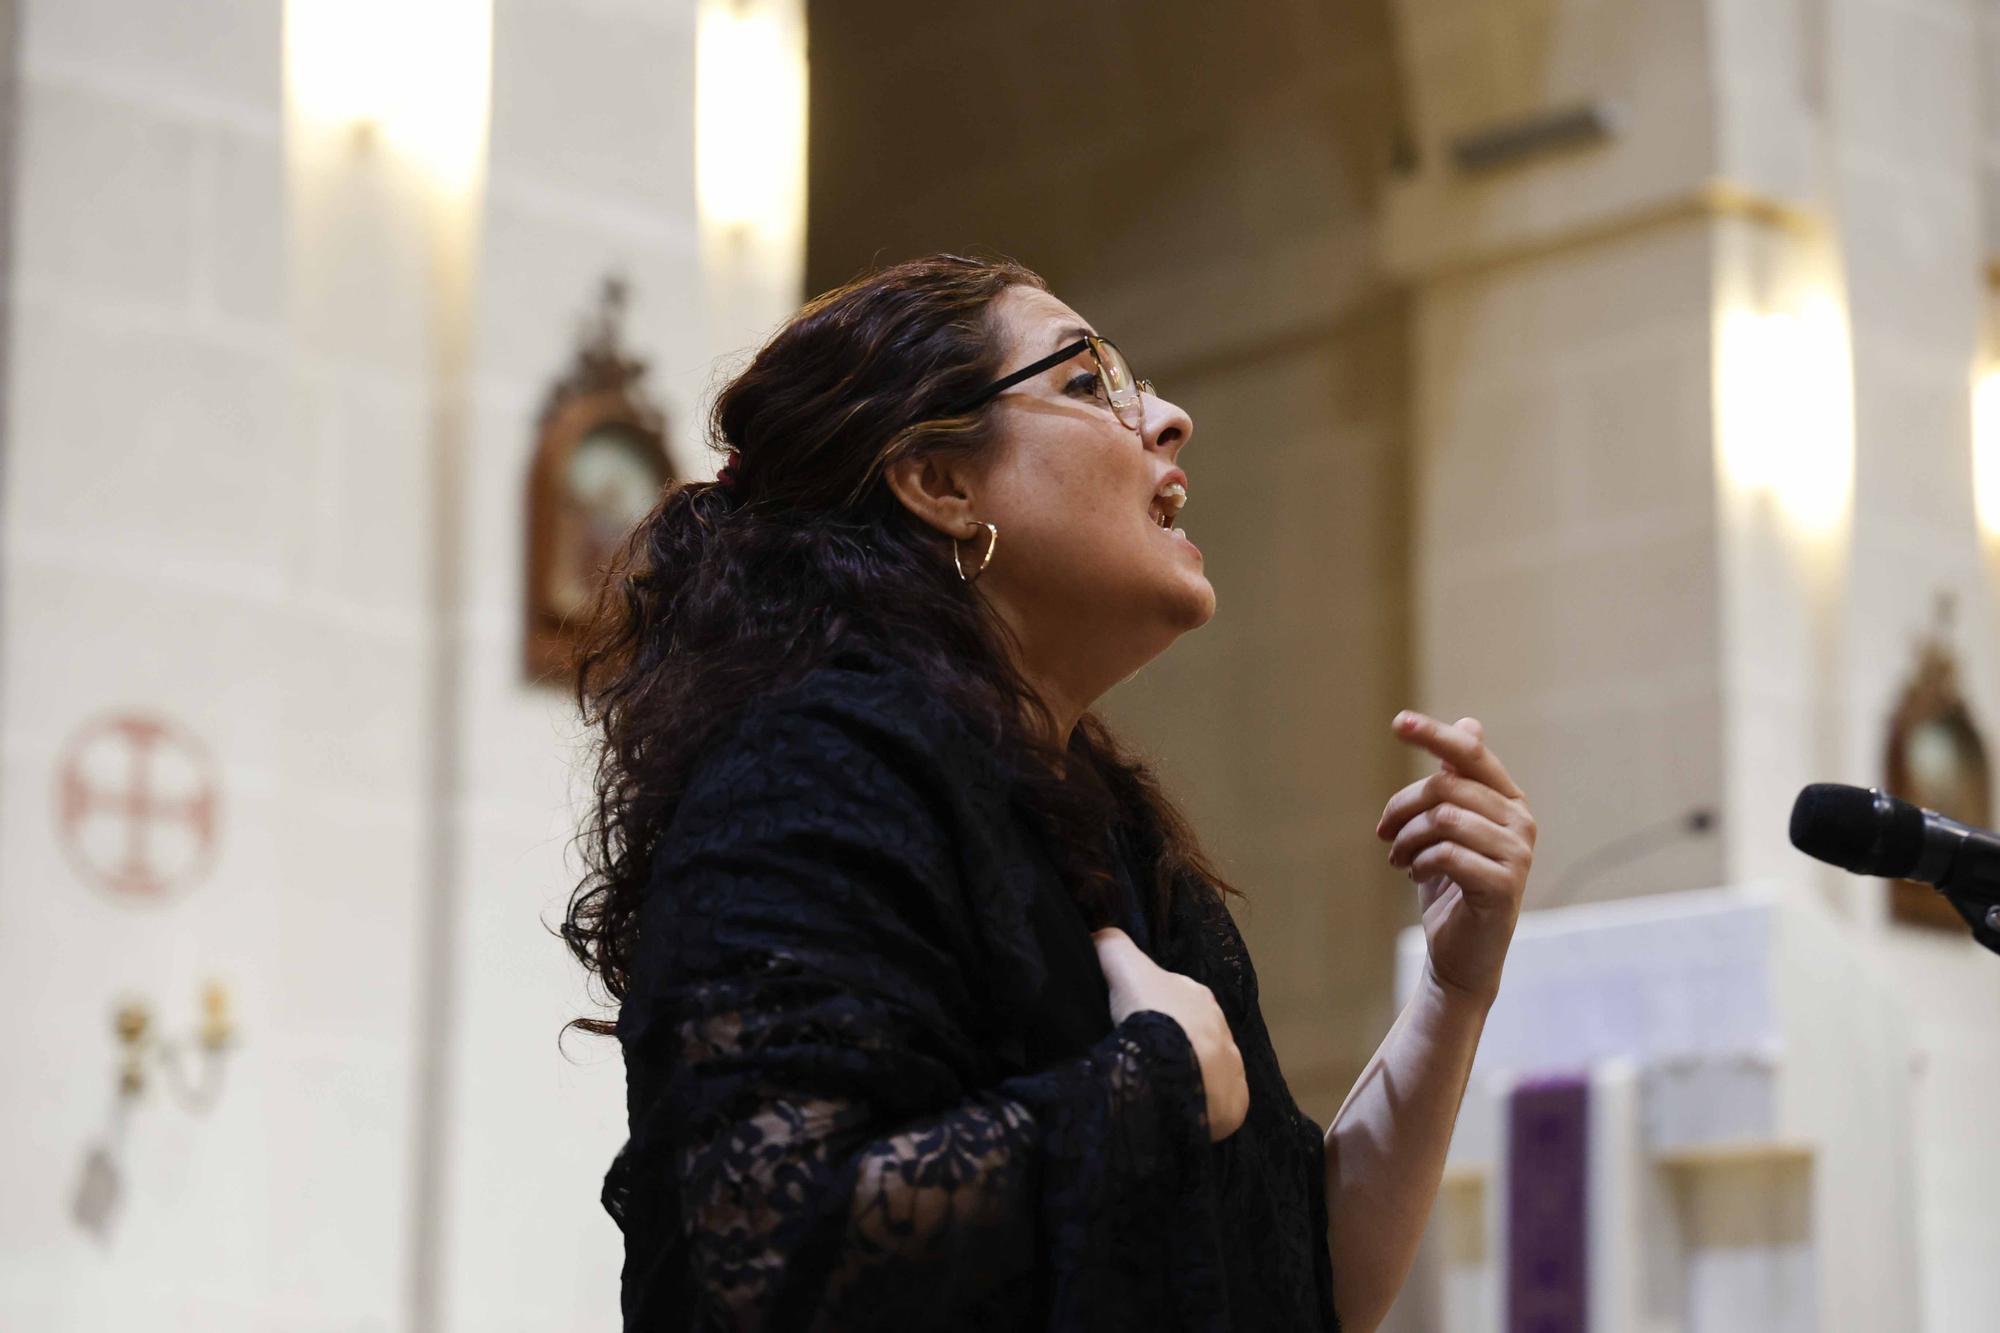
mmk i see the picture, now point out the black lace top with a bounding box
[602,646,1340,1331]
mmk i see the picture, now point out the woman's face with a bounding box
[958,285,1215,707]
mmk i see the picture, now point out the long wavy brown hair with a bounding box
[561,254,1240,1037]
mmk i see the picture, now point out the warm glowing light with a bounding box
[1716,299,1854,536]
[697,1,808,235]
[285,0,493,193]
[1974,371,2000,541]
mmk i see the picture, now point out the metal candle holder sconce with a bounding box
[114,980,237,1109]
[74,981,239,1241]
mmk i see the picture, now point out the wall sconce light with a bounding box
[285,0,493,192]
[73,982,239,1240]
[1973,370,2000,543]
[113,980,237,1111]
[696,0,807,237]
[1716,300,1855,537]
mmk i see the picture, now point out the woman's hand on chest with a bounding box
[1092,926,1249,1142]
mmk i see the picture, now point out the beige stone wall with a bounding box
[0,2,793,1329]
[445,4,722,1329]
[0,5,427,1326]
[1386,0,2000,1326]
[1410,220,1727,909]
[1825,2,2000,1328]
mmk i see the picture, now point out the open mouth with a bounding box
[1150,482,1187,532]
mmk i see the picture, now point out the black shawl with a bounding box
[602,645,1340,1331]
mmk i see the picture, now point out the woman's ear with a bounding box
[883,449,981,540]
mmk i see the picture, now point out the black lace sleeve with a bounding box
[609,682,1230,1331]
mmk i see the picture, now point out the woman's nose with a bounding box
[1146,393,1193,455]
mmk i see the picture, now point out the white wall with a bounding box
[1388,0,1732,911]
[1387,0,2000,1327]
[1820,2,2000,1327]
[441,2,723,1330]
[0,3,424,1327]
[0,2,797,1329]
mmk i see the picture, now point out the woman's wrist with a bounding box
[1418,955,1498,1023]
[1107,1009,1212,1150]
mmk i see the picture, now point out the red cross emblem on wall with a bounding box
[56,713,220,902]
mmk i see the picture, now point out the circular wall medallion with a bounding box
[55,712,220,904]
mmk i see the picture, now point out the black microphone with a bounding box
[1788,783,2000,908]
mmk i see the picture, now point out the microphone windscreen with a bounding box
[1789,783,1923,876]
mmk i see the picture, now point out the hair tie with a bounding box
[716,449,743,494]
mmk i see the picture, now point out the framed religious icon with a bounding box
[524,278,675,684]
[1883,596,1992,931]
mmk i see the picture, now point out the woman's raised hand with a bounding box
[1091,927,1249,1142]
[1376,712,1537,1009]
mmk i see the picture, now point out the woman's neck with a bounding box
[985,607,1102,754]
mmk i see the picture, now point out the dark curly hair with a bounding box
[560,254,1240,1037]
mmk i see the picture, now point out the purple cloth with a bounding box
[1506,1072,1590,1333]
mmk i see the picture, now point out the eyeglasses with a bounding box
[951,334,1155,432]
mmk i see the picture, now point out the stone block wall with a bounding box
[1412,220,1726,909]
[0,2,431,1327]
[0,2,787,1329]
[1389,0,2000,1325]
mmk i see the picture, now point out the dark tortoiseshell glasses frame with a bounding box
[950,334,1155,431]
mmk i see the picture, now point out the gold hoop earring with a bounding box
[954,521,998,583]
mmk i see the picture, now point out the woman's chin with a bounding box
[1191,585,1219,628]
[1165,572,1217,630]
[1143,529,1213,615]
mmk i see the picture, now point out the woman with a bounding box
[565,256,1537,1332]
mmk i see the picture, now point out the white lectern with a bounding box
[1383,885,1919,1333]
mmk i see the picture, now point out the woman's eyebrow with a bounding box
[1053,325,1095,349]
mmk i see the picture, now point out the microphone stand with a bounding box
[1937,885,2000,956]
[1928,888,2000,948]
[1926,823,2000,956]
